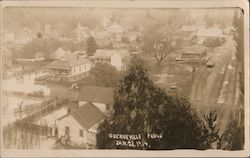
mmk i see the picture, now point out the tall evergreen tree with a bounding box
[86,36,98,56]
[96,59,210,149]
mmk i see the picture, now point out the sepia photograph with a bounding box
[0,0,249,157]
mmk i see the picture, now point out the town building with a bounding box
[181,25,205,33]
[93,49,131,71]
[47,53,92,82]
[77,86,114,115]
[177,25,205,43]
[93,31,112,48]
[34,104,74,137]
[57,102,105,148]
[176,45,208,63]
[195,28,225,44]
[51,47,71,60]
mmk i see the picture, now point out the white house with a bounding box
[93,49,131,71]
[51,47,70,60]
[57,102,105,148]
[34,105,71,136]
[77,86,114,115]
[47,53,92,82]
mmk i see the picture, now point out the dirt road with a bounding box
[190,36,240,133]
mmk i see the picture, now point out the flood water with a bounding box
[2,70,51,95]
[2,70,51,126]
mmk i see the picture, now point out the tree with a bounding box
[86,63,120,87]
[37,32,42,39]
[86,36,98,56]
[96,59,212,149]
[203,37,224,49]
[18,38,62,59]
[222,113,244,150]
[153,38,173,65]
[202,110,224,149]
[142,25,174,64]
[121,36,130,44]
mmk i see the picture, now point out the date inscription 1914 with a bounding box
[109,133,163,148]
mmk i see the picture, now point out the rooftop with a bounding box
[183,45,207,54]
[196,28,224,37]
[94,49,130,59]
[78,85,114,105]
[60,102,105,130]
[47,53,92,69]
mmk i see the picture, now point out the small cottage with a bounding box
[57,102,105,148]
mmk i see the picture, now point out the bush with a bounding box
[203,37,225,48]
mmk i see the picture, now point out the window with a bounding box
[79,129,83,137]
[65,126,70,135]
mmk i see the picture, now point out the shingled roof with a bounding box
[71,102,105,130]
[47,53,92,69]
[58,102,105,130]
[77,86,114,105]
[184,45,207,55]
[196,28,224,37]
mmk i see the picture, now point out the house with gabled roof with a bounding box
[176,45,208,63]
[47,53,92,82]
[57,102,105,148]
[51,47,70,60]
[93,49,131,71]
[77,86,114,115]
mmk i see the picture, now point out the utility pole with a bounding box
[18,101,24,119]
[192,66,196,82]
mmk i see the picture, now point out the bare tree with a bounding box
[153,38,173,65]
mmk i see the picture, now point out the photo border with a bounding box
[0,0,249,157]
